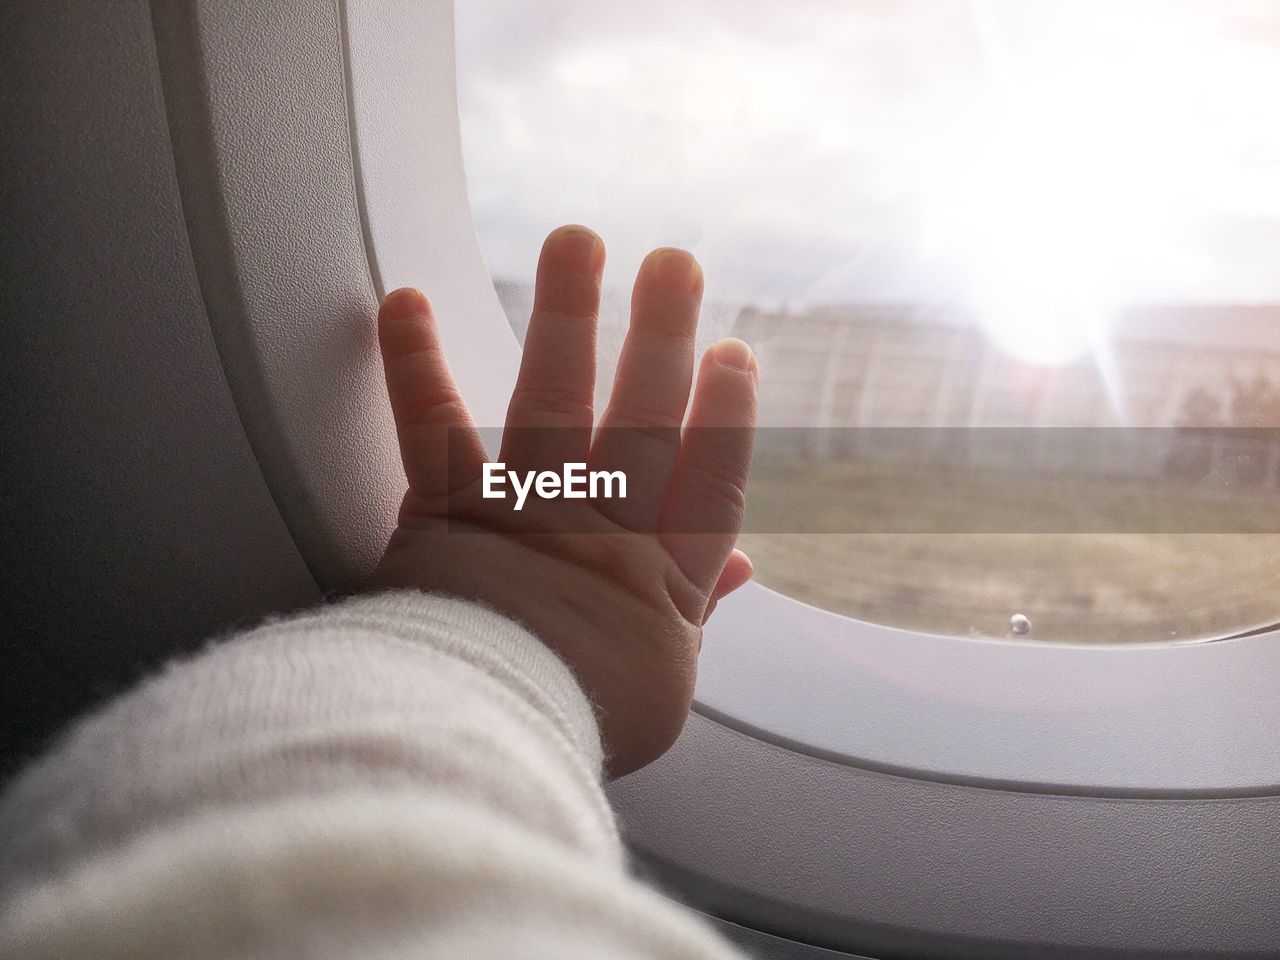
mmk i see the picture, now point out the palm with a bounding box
[368,226,758,776]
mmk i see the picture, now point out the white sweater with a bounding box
[0,591,743,959]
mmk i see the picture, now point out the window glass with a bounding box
[456,0,1280,643]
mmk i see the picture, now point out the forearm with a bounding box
[0,592,737,959]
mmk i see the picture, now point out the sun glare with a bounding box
[939,90,1174,366]
[459,0,1279,332]
[926,7,1212,366]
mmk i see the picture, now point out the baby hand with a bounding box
[367,225,758,777]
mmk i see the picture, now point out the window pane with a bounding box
[456,0,1280,643]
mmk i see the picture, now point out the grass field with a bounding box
[740,457,1280,644]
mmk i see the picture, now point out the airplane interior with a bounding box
[3,1,1279,957]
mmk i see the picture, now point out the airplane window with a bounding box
[455,0,1280,644]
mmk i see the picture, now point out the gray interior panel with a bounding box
[150,0,402,590]
[611,711,1280,958]
[0,0,323,771]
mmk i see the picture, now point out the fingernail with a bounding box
[549,225,604,274]
[648,248,702,294]
[381,287,429,322]
[711,337,758,379]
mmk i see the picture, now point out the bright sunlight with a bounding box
[923,0,1238,366]
[460,0,1280,357]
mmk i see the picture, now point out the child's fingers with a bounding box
[501,226,604,472]
[660,339,759,594]
[378,288,486,496]
[591,248,702,531]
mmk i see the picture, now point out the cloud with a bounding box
[456,0,1280,306]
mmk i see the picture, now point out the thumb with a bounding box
[702,549,754,625]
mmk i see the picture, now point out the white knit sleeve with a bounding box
[0,591,741,960]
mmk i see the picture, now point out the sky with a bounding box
[455,0,1280,326]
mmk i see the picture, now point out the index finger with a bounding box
[659,338,759,594]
